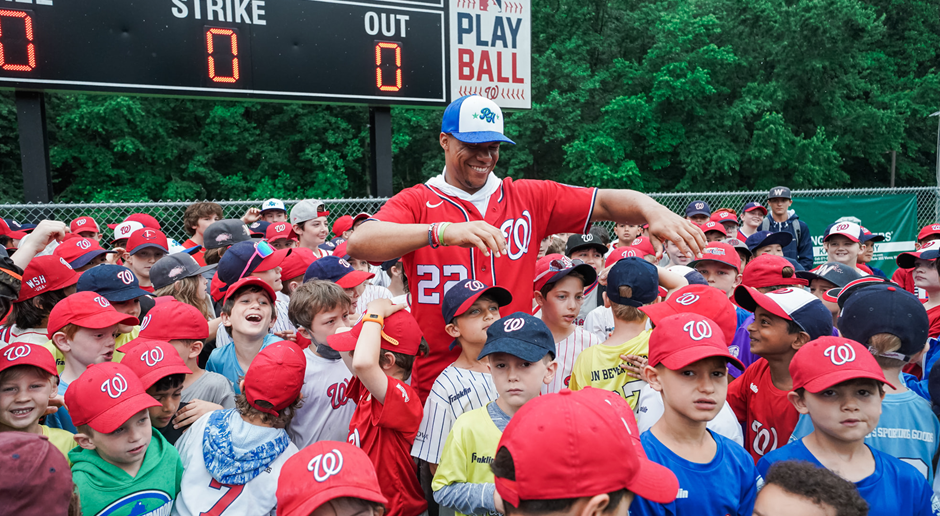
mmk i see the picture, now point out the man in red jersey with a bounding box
[348,94,706,402]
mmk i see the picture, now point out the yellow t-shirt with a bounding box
[432,404,503,516]
[568,329,650,411]
[41,425,77,465]
[41,326,140,373]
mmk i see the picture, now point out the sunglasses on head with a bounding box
[239,241,275,281]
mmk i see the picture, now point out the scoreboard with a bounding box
[0,0,447,106]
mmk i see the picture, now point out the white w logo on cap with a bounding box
[308,449,344,482]
[3,345,31,361]
[503,318,525,332]
[674,293,700,306]
[824,344,856,366]
[141,346,165,367]
[101,373,128,399]
[683,320,713,341]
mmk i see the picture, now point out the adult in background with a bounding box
[760,186,813,269]
[348,94,706,402]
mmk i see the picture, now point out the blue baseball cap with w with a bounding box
[441,95,515,144]
[478,312,555,362]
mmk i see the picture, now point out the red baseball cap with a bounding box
[120,339,192,389]
[46,291,139,338]
[823,222,862,243]
[917,224,940,242]
[134,300,210,343]
[352,212,372,227]
[328,310,424,356]
[648,313,743,370]
[741,254,809,289]
[629,236,656,257]
[69,216,100,234]
[125,213,161,230]
[790,336,894,393]
[265,222,298,243]
[127,228,169,255]
[0,432,74,516]
[494,388,679,507]
[17,256,80,302]
[0,219,27,240]
[244,342,306,416]
[65,362,160,433]
[0,342,57,377]
[331,215,354,237]
[709,211,738,224]
[223,276,277,305]
[701,221,727,236]
[280,247,318,280]
[896,240,940,269]
[605,246,641,268]
[689,242,740,271]
[640,285,737,345]
[277,441,387,516]
[533,254,597,292]
[53,237,115,269]
[110,221,145,244]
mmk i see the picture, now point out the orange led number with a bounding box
[375,42,402,92]
[0,10,36,72]
[206,28,239,84]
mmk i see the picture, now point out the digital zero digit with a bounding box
[375,41,401,92]
[0,9,36,72]
[206,27,239,84]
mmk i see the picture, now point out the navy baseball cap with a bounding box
[76,264,151,302]
[606,257,659,307]
[742,202,767,214]
[478,312,556,362]
[838,283,928,360]
[217,240,290,287]
[318,241,337,252]
[745,231,793,252]
[248,220,270,238]
[441,95,515,144]
[442,279,512,324]
[685,200,710,217]
[303,255,373,288]
[796,261,861,288]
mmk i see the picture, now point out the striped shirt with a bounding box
[543,327,600,394]
[411,366,497,464]
[358,284,395,314]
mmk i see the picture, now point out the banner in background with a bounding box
[797,194,918,276]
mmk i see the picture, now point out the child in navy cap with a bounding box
[304,255,375,318]
[413,280,512,480]
[684,200,711,225]
[433,313,557,516]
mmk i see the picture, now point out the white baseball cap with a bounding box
[441,95,515,144]
[260,198,286,213]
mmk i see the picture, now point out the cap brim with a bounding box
[862,235,885,243]
[336,270,375,289]
[99,286,153,303]
[686,210,710,217]
[825,232,859,243]
[477,337,552,362]
[659,345,744,372]
[70,249,115,269]
[733,286,791,321]
[638,302,681,326]
[280,485,388,516]
[759,232,794,250]
[822,288,840,304]
[688,257,738,271]
[130,243,168,255]
[87,392,161,434]
[69,311,139,330]
[326,326,360,352]
[623,456,682,505]
[896,252,919,269]
[744,206,768,214]
[137,364,194,389]
[568,243,609,256]
[801,371,896,393]
[255,248,291,272]
[450,286,513,322]
[450,131,515,144]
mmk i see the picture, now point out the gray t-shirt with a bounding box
[183,371,236,409]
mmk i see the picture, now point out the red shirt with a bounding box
[182,238,207,266]
[347,376,426,516]
[726,358,799,462]
[893,266,916,295]
[927,304,940,339]
[140,284,155,293]
[373,178,597,401]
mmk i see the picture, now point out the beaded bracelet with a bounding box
[428,223,440,248]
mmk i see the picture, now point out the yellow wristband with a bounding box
[438,222,452,246]
[363,312,384,327]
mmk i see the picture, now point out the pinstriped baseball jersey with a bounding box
[373,177,598,401]
[358,284,394,314]
[542,326,601,394]
[412,366,497,464]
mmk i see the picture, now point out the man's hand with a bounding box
[645,208,707,261]
[173,399,223,429]
[441,221,508,257]
[241,208,262,225]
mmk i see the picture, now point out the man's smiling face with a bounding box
[441,133,500,194]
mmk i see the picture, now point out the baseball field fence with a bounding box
[1,186,937,244]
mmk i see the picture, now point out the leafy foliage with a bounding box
[0,0,936,202]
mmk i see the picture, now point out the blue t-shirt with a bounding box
[788,384,940,485]
[758,439,938,516]
[206,334,282,394]
[629,430,760,516]
[44,378,75,433]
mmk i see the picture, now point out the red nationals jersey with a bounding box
[373,178,597,402]
[726,359,799,462]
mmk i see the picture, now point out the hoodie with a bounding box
[69,430,183,516]
[763,210,814,270]
[172,409,298,516]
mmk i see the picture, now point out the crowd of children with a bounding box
[5,99,940,516]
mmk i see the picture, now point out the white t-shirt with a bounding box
[411,365,497,464]
[288,348,357,448]
[582,305,615,342]
[544,327,600,394]
[172,412,298,516]
[635,384,744,446]
[357,284,394,314]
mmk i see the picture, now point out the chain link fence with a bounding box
[1,187,938,245]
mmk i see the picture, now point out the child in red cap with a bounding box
[0,342,75,460]
[44,291,139,433]
[757,337,937,514]
[174,342,305,516]
[68,362,182,515]
[491,387,679,516]
[121,339,192,431]
[122,228,169,292]
[70,216,101,242]
[328,299,429,516]
[631,313,759,515]
[892,224,940,296]
[267,222,300,250]
[1,255,79,348]
[277,441,388,516]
